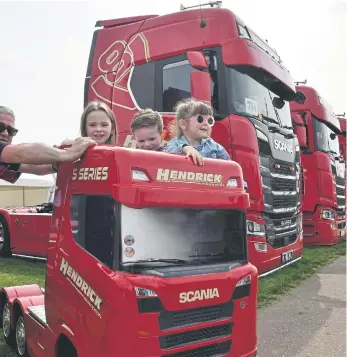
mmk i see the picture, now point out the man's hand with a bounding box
[58,137,96,163]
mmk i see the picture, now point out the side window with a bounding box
[162,51,220,114]
[70,194,116,269]
[162,60,197,112]
[130,61,156,109]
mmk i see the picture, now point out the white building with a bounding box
[0,174,55,208]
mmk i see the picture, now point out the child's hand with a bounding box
[183,146,204,166]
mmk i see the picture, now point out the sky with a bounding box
[0,0,346,148]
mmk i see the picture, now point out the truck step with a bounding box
[27,305,47,325]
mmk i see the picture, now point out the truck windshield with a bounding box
[226,66,293,129]
[312,115,340,155]
[120,205,246,267]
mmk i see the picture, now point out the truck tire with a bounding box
[0,215,11,257]
[15,314,29,357]
[1,301,15,347]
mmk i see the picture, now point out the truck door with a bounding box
[65,193,116,354]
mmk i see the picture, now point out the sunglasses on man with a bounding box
[0,122,19,137]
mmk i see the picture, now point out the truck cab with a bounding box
[290,85,346,244]
[84,4,305,276]
[337,116,346,162]
[1,146,257,357]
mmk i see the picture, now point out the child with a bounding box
[165,98,230,165]
[131,108,165,151]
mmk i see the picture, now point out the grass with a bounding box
[0,257,46,288]
[0,242,345,356]
[258,241,346,308]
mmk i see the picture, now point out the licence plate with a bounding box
[281,250,294,264]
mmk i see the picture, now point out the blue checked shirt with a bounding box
[165,136,230,160]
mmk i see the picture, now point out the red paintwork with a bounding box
[85,7,302,276]
[290,85,346,244]
[337,117,346,161]
[1,146,257,357]
[0,208,51,257]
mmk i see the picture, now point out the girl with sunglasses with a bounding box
[165,98,230,165]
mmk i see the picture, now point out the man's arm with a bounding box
[0,138,95,165]
[18,164,55,176]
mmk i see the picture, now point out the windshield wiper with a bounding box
[189,253,225,258]
[266,89,283,128]
[121,258,188,265]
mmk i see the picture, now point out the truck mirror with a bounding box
[295,125,307,148]
[187,51,208,70]
[293,91,306,104]
[190,71,211,104]
[272,97,285,109]
[342,130,347,138]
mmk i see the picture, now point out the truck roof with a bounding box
[291,85,341,132]
[66,146,249,211]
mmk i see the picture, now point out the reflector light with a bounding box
[132,170,149,181]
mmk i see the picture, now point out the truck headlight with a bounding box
[135,287,157,297]
[247,221,265,236]
[320,209,334,221]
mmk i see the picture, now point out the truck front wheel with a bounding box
[15,314,29,357]
[0,215,11,257]
[2,302,15,346]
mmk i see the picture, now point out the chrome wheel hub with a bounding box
[16,316,26,356]
[2,303,11,338]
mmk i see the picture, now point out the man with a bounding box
[0,106,95,182]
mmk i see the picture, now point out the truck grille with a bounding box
[336,176,345,186]
[158,300,234,330]
[336,186,345,196]
[258,139,271,157]
[270,232,297,248]
[337,207,346,218]
[272,177,296,191]
[160,323,232,350]
[273,195,298,209]
[162,340,231,357]
[269,158,296,177]
[337,197,346,207]
[266,214,298,248]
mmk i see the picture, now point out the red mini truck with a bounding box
[0,146,257,357]
[290,85,346,244]
[84,2,306,276]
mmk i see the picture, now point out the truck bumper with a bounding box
[303,219,340,246]
[248,232,303,277]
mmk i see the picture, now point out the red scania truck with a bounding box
[0,145,257,357]
[290,85,346,244]
[336,114,346,161]
[84,2,305,276]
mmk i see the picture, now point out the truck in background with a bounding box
[0,203,52,259]
[84,2,305,276]
[290,85,346,244]
[336,114,346,161]
[0,146,257,357]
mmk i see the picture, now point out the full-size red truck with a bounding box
[290,85,346,244]
[0,145,257,357]
[84,2,305,276]
[336,114,346,161]
[1,2,305,276]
